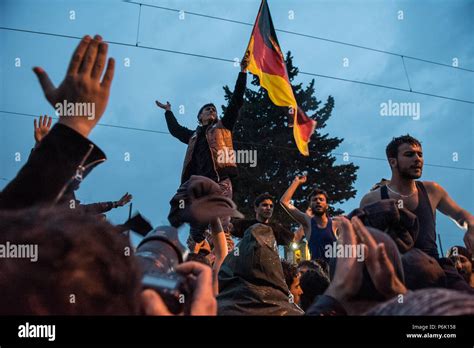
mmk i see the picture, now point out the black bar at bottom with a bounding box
[0,316,472,346]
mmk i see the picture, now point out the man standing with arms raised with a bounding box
[156,55,249,250]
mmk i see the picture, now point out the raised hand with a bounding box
[351,216,407,298]
[33,34,115,138]
[241,50,250,72]
[34,115,53,143]
[294,174,307,185]
[116,192,133,207]
[155,100,171,111]
[325,216,364,302]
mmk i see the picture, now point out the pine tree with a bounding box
[222,52,358,226]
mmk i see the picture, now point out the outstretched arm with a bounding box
[280,175,310,231]
[220,53,249,130]
[156,100,194,144]
[0,35,112,210]
[81,201,115,214]
[432,182,474,254]
[81,192,132,214]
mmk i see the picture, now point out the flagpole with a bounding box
[242,0,316,156]
[244,0,265,55]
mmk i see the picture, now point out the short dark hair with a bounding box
[254,193,274,208]
[299,269,330,311]
[197,103,216,119]
[0,207,142,315]
[386,134,422,159]
[308,188,329,202]
[281,259,299,289]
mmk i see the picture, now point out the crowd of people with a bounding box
[1,34,473,316]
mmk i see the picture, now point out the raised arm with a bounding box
[294,225,305,242]
[0,35,113,209]
[155,100,194,144]
[220,53,249,130]
[280,175,310,230]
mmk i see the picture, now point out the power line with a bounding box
[125,0,474,73]
[126,1,255,27]
[297,71,472,104]
[135,3,142,46]
[1,26,472,104]
[234,140,474,171]
[2,110,473,172]
[0,27,234,64]
[0,110,170,135]
[401,56,413,92]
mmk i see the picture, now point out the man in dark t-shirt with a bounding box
[231,193,293,246]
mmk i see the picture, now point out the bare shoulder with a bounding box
[421,180,439,189]
[359,189,381,208]
[421,181,446,194]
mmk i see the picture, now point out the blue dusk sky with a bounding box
[1,0,473,251]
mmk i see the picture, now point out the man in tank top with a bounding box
[359,135,474,258]
[280,175,339,261]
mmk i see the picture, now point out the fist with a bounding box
[294,175,307,184]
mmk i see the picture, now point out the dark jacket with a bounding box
[59,189,116,215]
[0,124,105,210]
[231,218,294,246]
[164,72,247,183]
[347,199,419,254]
[217,223,304,316]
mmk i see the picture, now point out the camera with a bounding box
[135,226,190,314]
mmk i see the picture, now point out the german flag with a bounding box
[245,0,316,156]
